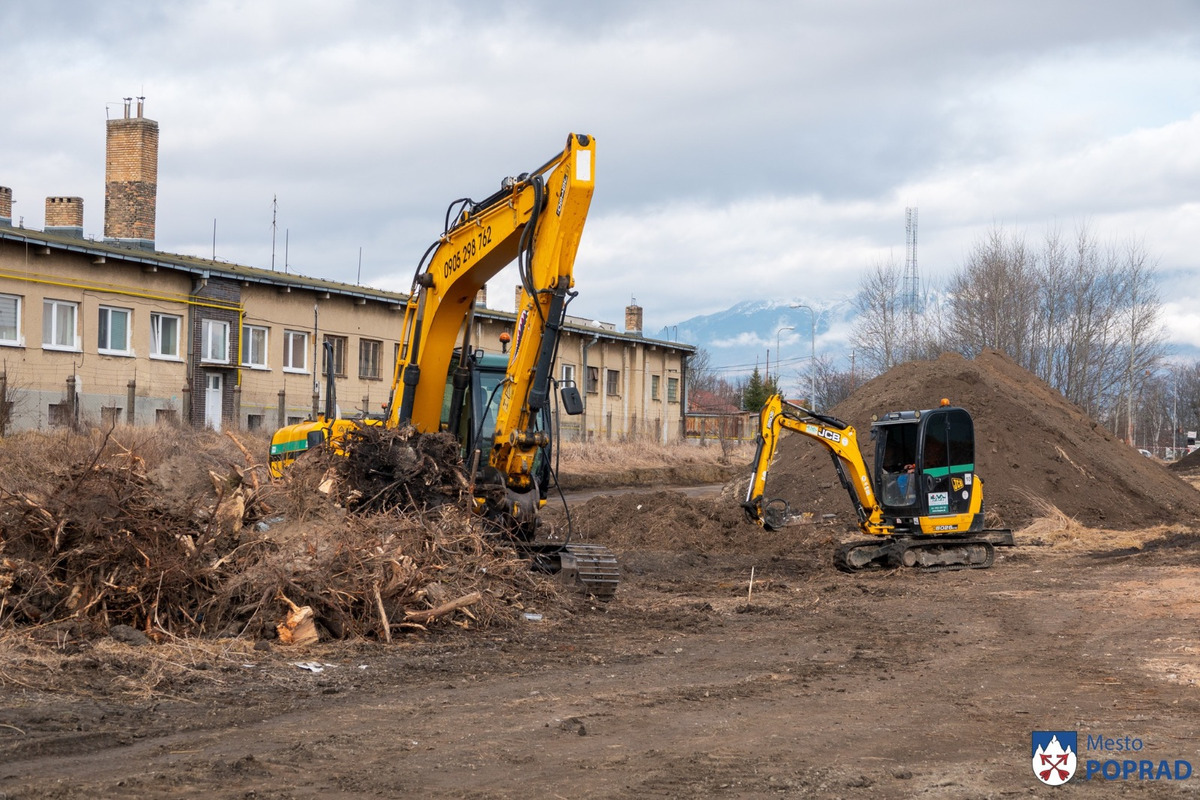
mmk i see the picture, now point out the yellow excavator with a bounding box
[268,133,617,596]
[743,394,1013,571]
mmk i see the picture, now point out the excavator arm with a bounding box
[386,132,595,444]
[742,394,891,535]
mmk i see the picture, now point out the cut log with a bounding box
[276,595,319,646]
[403,591,482,625]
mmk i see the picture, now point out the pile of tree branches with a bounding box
[0,426,561,642]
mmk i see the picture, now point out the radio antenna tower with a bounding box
[904,207,920,313]
[903,207,921,355]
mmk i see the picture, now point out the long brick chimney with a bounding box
[45,196,84,238]
[0,186,11,227]
[104,96,158,250]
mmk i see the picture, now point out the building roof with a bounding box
[0,225,694,354]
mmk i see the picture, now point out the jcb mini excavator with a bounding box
[268,133,618,597]
[742,394,1013,571]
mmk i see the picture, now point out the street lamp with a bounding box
[774,326,794,389]
[790,304,816,408]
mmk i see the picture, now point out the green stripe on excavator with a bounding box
[270,439,310,455]
[923,464,974,478]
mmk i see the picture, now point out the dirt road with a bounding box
[2,502,1198,798]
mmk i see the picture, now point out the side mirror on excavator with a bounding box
[560,385,584,416]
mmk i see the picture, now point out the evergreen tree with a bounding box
[742,367,778,411]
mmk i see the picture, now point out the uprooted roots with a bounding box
[0,425,562,641]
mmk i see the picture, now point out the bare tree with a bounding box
[850,257,904,376]
[686,346,718,397]
[943,223,1164,418]
[811,355,860,410]
[946,226,1038,362]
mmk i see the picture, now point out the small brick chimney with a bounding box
[515,284,524,310]
[45,196,84,238]
[0,186,11,227]
[104,96,158,250]
[625,299,643,335]
[475,283,487,308]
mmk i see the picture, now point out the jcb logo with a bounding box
[951,477,964,492]
[806,425,842,445]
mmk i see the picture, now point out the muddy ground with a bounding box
[2,489,1199,798]
[4,350,1200,798]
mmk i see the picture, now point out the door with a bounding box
[919,408,975,516]
[205,372,223,431]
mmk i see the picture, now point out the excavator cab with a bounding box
[440,350,554,503]
[872,405,983,532]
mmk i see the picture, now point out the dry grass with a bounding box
[1017,496,1171,552]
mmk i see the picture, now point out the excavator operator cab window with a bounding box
[876,422,919,508]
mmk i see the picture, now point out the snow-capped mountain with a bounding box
[663,297,858,391]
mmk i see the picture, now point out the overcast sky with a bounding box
[6,1,1200,350]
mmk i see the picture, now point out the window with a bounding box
[151,313,181,359]
[100,406,123,428]
[359,338,382,380]
[606,369,620,396]
[667,377,680,403]
[651,374,661,400]
[155,408,178,425]
[0,294,21,345]
[246,414,263,431]
[97,306,132,355]
[241,324,268,368]
[201,319,230,363]
[561,364,576,386]
[321,335,347,377]
[283,330,308,372]
[43,299,78,350]
[586,366,599,394]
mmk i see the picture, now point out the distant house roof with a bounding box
[689,388,742,414]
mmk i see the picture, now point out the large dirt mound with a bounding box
[759,350,1200,530]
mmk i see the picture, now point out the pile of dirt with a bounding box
[757,350,1200,530]
[1168,448,1200,474]
[0,426,560,641]
[544,484,838,577]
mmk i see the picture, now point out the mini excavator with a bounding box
[268,133,618,597]
[742,394,1013,571]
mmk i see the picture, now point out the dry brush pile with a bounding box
[0,425,562,643]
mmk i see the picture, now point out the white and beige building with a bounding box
[0,101,692,442]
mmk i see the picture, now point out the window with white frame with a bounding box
[561,364,576,386]
[0,294,21,346]
[201,319,230,363]
[150,313,181,359]
[651,374,661,400]
[97,306,132,355]
[283,330,308,372]
[667,376,680,403]
[241,324,268,368]
[42,299,78,350]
